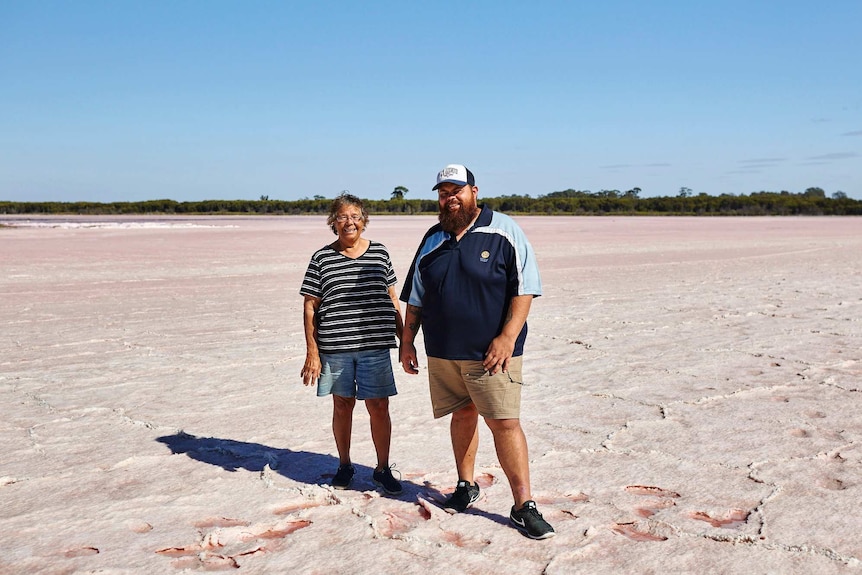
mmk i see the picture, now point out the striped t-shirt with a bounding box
[300,241,398,354]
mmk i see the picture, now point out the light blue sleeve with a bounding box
[488,212,542,297]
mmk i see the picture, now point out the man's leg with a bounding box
[451,403,479,482]
[485,417,531,508]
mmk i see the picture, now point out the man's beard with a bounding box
[439,199,479,235]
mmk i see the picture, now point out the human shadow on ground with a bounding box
[156,432,512,527]
[156,432,422,498]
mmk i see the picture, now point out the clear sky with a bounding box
[2,1,861,202]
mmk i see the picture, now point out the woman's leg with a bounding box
[365,397,391,470]
[332,394,356,465]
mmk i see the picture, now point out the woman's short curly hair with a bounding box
[326,192,369,235]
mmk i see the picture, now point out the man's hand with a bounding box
[483,334,516,374]
[484,295,533,374]
[400,342,420,374]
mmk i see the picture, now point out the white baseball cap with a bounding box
[432,164,475,190]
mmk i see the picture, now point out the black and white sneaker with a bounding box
[443,480,480,513]
[510,500,555,539]
[372,465,403,495]
[331,464,355,490]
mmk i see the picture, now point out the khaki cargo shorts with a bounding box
[427,356,523,419]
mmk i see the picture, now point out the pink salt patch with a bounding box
[194,517,251,528]
[378,511,415,538]
[625,485,681,498]
[64,546,99,558]
[818,477,847,491]
[156,545,201,557]
[167,551,240,571]
[256,520,312,539]
[534,492,588,505]
[474,473,496,489]
[201,532,223,549]
[416,498,434,519]
[170,557,202,570]
[690,509,750,528]
[234,546,266,557]
[635,496,678,518]
[128,521,153,533]
[442,531,467,546]
[273,500,326,515]
[199,554,239,571]
[611,523,667,542]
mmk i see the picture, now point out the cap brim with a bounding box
[432,179,468,190]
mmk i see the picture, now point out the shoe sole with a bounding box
[442,494,481,514]
[332,476,353,490]
[510,519,556,539]
[372,479,403,495]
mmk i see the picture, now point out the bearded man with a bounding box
[399,164,555,540]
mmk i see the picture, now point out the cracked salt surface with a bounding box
[1,215,860,573]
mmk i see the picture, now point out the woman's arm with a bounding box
[388,285,404,342]
[300,295,322,386]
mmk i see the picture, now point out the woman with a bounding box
[300,193,404,495]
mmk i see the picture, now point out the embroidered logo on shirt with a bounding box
[480,250,490,262]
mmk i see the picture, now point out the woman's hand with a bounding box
[301,353,321,386]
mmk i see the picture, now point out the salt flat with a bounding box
[1,215,860,574]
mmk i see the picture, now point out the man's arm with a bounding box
[399,303,422,374]
[483,294,533,374]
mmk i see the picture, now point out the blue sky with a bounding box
[2,1,861,202]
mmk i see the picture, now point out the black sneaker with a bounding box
[372,465,403,495]
[442,480,480,513]
[510,500,555,539]
[331,464,355,490]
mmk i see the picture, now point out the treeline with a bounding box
[2,189,860,216]
[485,189,862,216]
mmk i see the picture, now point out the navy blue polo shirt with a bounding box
[401,205,542,360]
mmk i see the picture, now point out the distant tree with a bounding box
[678,187,692,198]
[624,187,641,198]
[391,186,408,200]
[313,195,326,200]
[259,195,269,201]
[832,190,848,200]
[804,187,826,198]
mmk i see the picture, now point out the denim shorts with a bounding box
[317,348,397,400]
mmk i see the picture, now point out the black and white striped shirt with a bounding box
[300,241,398,354]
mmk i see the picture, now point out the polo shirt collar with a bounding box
[462,204,493,236]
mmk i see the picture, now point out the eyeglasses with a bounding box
[335,214,364,223]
